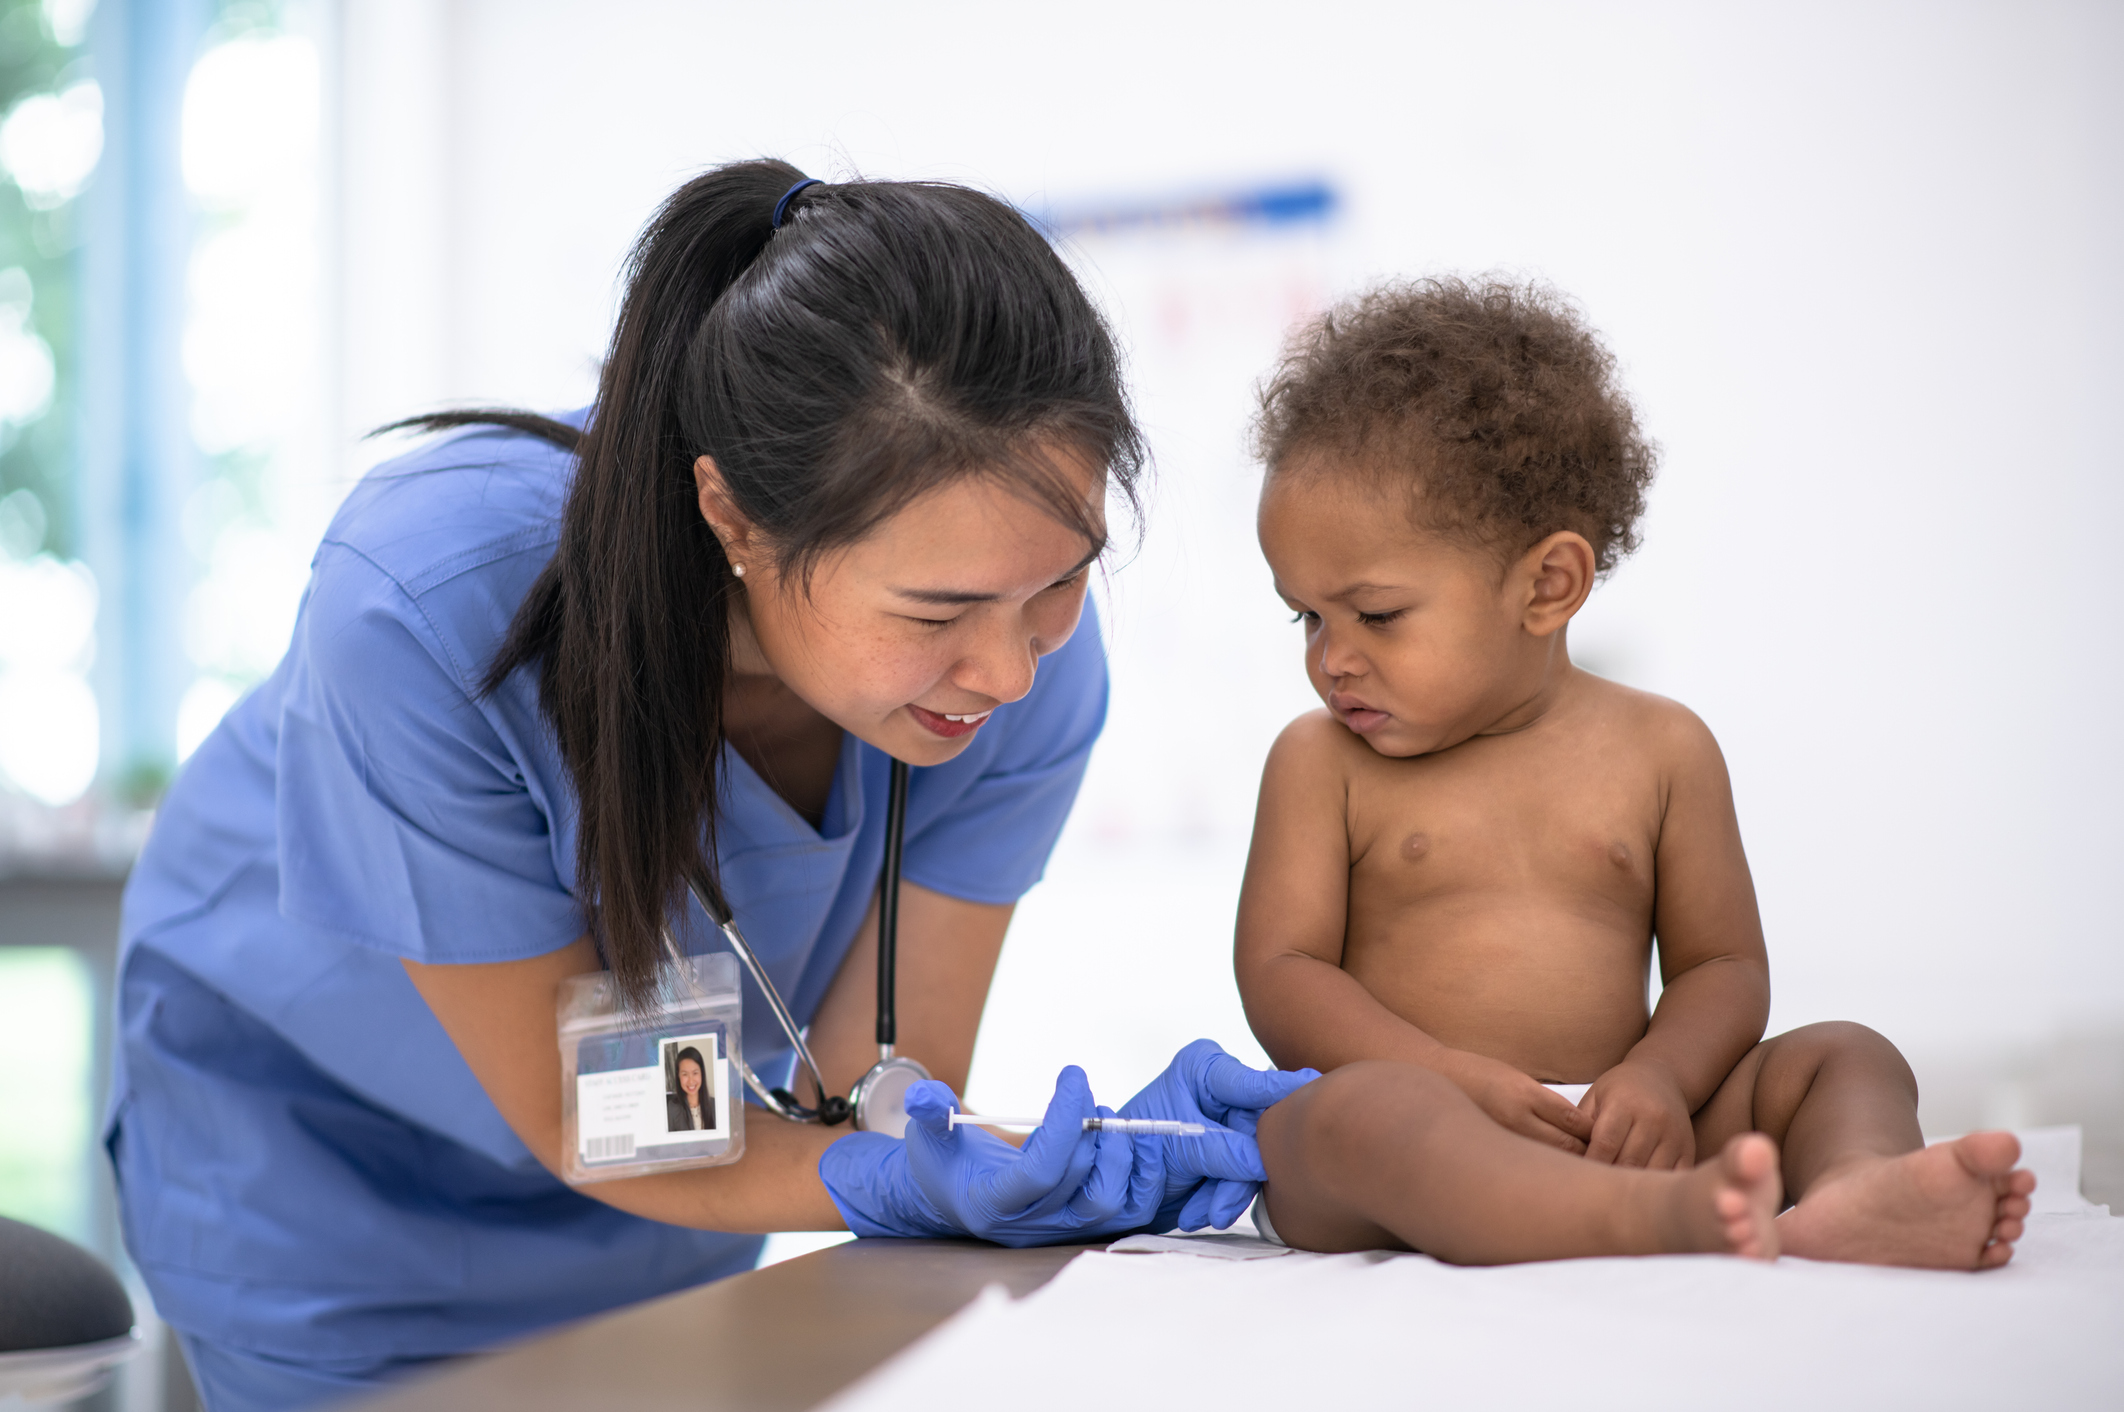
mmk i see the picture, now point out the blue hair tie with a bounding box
[772,178,823,230]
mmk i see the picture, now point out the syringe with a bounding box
[946,1113,1208,1136]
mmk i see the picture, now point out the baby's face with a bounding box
[1258,464,1535,759]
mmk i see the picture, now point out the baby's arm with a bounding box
[1580,707,1771,1168]
[1236,714,1593,1153]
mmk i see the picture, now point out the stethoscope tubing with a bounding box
[682,757,915,1128]
[875,755,909,1051]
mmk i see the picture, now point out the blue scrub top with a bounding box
[106,417,1107,1366]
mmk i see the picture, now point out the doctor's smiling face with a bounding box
[696,443,1105,767]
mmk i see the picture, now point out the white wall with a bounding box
[334,0,2124,1111]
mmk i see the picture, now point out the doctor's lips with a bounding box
[908,704,994,738]
[1328,692,1391,734]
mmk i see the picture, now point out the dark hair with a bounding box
[388,160,1143,1004]
[1254,276,1655,575]
[673,1046,706,1085]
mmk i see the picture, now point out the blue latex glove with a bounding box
[819,1066,1160,1248]
[1119,1038,1321,1231]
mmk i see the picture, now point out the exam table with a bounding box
[350,1238,1090,1412]
[350,1129,2123,1412]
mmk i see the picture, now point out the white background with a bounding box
[330,0,2124,1118]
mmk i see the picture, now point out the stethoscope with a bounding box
[684,757,932,1138]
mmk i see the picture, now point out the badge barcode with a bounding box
[584,1133,635,1161]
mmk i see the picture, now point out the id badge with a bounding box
[557,952,746,1185]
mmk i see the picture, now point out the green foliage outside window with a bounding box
[0,0,87,561]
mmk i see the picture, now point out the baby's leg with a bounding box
[1256,1061,1779,1263]
[1691,1022,2035,1269]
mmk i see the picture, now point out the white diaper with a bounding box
[1545,1082,1591,1106]
[1248,1191,1287,1247]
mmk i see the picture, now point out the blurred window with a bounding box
[0,947,96,1244]
[0,0,97,810]
[0,0,89,562]
[176,0,322,766]
[0,0,322,825]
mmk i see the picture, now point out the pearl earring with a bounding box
[731,563,746,578]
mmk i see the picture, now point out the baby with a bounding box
[1238,278,2033,1266]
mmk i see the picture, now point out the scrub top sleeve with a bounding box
[900,618,1109,907]
[275,545,585,964]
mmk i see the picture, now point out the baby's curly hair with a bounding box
[1254,276,1656,575]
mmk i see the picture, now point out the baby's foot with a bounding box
[1778,1132,2036,1270]
[1665,1133,1781,1260]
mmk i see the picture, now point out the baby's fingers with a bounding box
[1584,1110,1630,1165]
[1532,1089,1594,1142]
[1514,1109,1587,1155]
[1654,1127,1696,1171]
[1617,1119,1667,1169]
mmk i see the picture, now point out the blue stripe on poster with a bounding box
[1035,178,1339,238]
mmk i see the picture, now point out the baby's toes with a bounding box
[2001,1168,2037,1197]
[1978,1239,2016,1270]
[1997,1192,2031,1221]
[1991,1213,2024,1243]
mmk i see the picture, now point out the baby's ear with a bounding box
[1518,531,1596,637]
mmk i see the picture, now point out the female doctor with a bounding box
[107,161,1312,1411]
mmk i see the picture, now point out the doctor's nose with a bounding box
[954,617,1040,706]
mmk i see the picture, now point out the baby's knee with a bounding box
[1782,1021,1916,1088]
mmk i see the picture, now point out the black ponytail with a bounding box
[387,160,1143,1004]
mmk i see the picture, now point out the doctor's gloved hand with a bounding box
[1120,1038,1321,1232]
[817,1067,1160,1248]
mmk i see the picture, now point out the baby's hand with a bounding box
[1438,1050,1595,1154]
[1581,1061,1696,1169]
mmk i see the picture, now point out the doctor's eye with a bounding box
[1289,610,1319,627]
[1355,608,1406,628]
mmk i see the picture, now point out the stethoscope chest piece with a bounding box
[849,1053,933,1137]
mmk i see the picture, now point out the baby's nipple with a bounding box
[1402,833,1431,862]
[1608,841,1633,871]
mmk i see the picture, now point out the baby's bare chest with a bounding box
[1343,739,1663,922]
